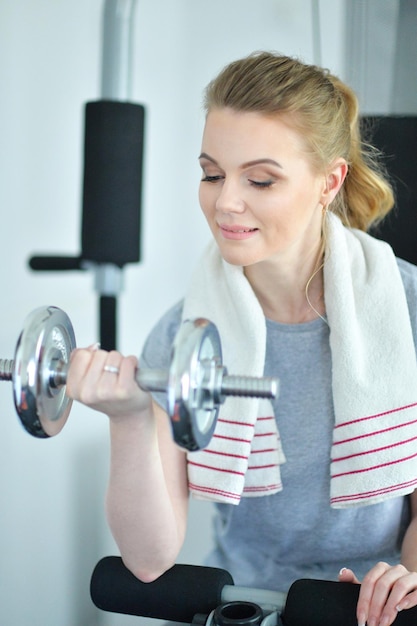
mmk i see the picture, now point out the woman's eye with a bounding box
[201,175,223,183]
[249,179,274,189]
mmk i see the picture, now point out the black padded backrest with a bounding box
[81,100,145,267]
[363,116,417,265]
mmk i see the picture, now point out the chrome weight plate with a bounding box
[13,306,76,438]
[167,318,224,451]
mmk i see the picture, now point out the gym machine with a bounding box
[90,557,417,626]
[28,0,143,351]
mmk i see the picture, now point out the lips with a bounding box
[218,224,258,240]
[220,224,258,233]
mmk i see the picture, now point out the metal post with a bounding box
[95,0,138,349]
[101,0,138,100]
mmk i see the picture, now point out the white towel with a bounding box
[183,212,417,507]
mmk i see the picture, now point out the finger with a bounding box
[378,572,417,625]
[69,343,100,363]
[87,342,101,351]
[102,351,124,377]
[111,356,141,398]
[356,561,391,626]
[362,564,412,626]
[369,564,410,618]
[338,567,361,584]
[67,348,101,384]
[98,351,124,390]
[397,586,417,611]
[99,354,141,404]
[103,356,151,418]
[67,348,108,400]
[119,355,138,376]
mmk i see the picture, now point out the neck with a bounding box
[244,245,325,325]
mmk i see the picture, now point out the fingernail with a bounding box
[88,342,101,351]
[339,567,347,576]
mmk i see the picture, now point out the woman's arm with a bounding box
[400,489,417,573]
[339,489,417,626]
[106,401,189,582]
[66,346,189,582]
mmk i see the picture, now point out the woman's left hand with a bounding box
[339,562,417,626]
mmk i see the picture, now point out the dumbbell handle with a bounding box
[137,369,278,400]
[0,358,278,400]
[0,360,13,381]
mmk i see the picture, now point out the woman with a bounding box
[67,52,417,626]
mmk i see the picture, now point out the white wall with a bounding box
[0,1,346,624]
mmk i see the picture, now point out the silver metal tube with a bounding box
[101,0,138,100]
[136,369,169,393]
[95,0,139,305]
[222,583,286,614]
[0,359,13,381]
[221,376,279,399]
[47,363,169,395]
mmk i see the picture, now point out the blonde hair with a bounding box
[203,51,394,231]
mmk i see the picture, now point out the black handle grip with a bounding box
[90,557,234,623]
[283,578,417,626]
[28,255,85,271]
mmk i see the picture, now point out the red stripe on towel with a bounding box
[332,435,417,463]
[250,448,279,454]
[213,434,252,444]
[187,460,245,476]
[335,402,417,430]
[333,419,417,446]
[248,463,280,470]
[218,418,255,428]
[202,449,248,460]
[332,450,417,479]
[188,482,241,501]
[331,477,417,505]
[243,483,282,493]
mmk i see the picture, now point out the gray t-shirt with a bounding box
[140,257,417,593]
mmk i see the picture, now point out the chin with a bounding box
[213,236,267,268]
[217,248,258,268]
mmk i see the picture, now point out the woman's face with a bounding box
[198,108,329,269]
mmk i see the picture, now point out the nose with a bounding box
[215,178,246,214]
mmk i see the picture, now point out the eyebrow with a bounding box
[198,152,283,170]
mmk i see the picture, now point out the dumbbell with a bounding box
[0,306,278,450]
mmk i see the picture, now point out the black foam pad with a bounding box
[364,115,417,265]
[282,578,417,626]
[90,557,234,623]
[81,100,145,267]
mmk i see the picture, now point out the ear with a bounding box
[320,158,348,207]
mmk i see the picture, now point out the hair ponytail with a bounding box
[330,77,394,230]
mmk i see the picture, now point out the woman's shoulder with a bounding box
[140,299,184,368]
[397,258,417,342]
[397,257,417,297]
[152,299,184,336]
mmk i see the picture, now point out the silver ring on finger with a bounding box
[103,364,120,375]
